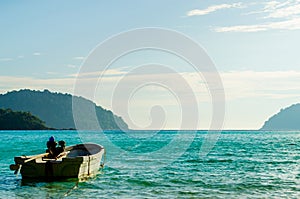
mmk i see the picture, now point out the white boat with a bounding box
[10,143,105,179]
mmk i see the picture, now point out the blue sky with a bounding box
[1,0,300,129]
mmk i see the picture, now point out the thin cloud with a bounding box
[263,1,300,19]
[67,64,77,68]
[221,70,300,100]
[46,72,57,75]
[69,68,126,78]
[0,58,13,62]
[0,76,75,95]
[187,3,243,16]
[214,0,300,32]
[70,68,300,101]
[73,56,85,60]
[33,52,41,56]
[215,17,300,32]
[1,70,300,101]
[243,1,299,18]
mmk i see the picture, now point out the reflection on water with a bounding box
[14,178,78,198]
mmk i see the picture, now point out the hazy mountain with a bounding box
[260,104,300,130]
[0,108,49,130]
[0,89,128,130]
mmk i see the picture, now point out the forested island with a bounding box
[0,89,128,130]
[261,103,300,130]
[0,108,50,130]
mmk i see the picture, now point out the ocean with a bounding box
[1,130,300,198]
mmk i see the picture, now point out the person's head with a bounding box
[49,136,55,142]
[58,140,66,148]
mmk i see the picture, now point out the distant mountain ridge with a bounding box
[261,103,300,130]
[0,89,128,130]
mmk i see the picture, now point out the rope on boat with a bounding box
[63,181,79,197]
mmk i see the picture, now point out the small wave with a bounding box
[126,178,159,187]
[186,159,234,163]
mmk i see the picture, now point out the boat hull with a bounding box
[14,143,104,179]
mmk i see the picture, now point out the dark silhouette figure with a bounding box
[46,136,57,158]
[56,140,66,156]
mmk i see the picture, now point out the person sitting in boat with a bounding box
[46,136,57,158]
[54,140,68,159]
[56,140,66,155]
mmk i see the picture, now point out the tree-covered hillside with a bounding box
[0,89,128,130]
[0,108,49,130]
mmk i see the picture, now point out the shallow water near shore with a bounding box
[1,130,300,198]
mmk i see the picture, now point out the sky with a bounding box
[1,0,300,130]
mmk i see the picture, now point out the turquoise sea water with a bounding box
[1,130,300,198]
